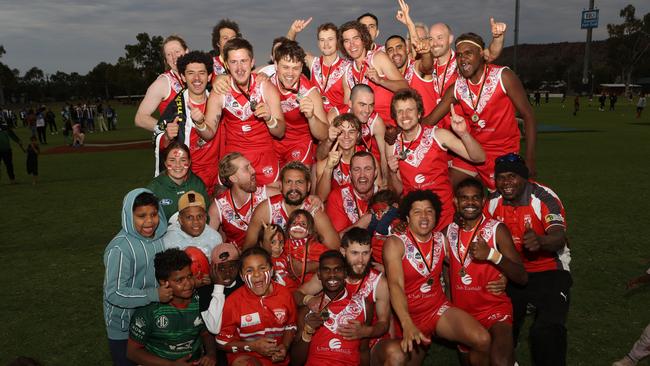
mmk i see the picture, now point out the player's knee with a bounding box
[382,342,407,366]
[471,328,491,353]
[489,348,512,366]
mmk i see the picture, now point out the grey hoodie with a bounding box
[103,188,168,340]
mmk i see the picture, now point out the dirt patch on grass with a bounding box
[44,140,151,154]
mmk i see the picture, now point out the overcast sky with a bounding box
[1,0,648,75]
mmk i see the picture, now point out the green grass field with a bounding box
[1,99,649,365]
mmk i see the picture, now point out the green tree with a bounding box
[606,5,650,94]
[124,32,164,84]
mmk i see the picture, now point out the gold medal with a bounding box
[398,150,408,160]
[427,278,434,286]
[471,114,479,123]
[249,100,258,111]
[459,267,466,277]
[320,310,330,320]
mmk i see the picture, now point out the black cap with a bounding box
[494,153,529,179]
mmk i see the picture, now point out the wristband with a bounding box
[195,122,207,132]
[487,248,503,265]
[266,117,278,129]
[303,294,315,306]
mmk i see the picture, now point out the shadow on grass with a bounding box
[627,122,650,126]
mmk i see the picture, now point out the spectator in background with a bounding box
[545,91,549,104]
[573,95,580,117]
[97,103,109,132]
[26,136,39,185]
[599,93,607,112]
[0,116,24,184]
[26,109,36,138]
[610,93,618,111]
[45,107,57,135]
[72,117,85,147]
[35,107,47,144]
[534,91,541,106]
[636,93,646,119]
[106,105,116,130]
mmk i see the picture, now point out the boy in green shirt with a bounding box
[127,248,217,365]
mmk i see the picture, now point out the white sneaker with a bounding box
[612,356,636,366]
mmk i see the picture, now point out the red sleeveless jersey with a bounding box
[395,230,447,318]
[214,186,269,249]
[404,59,436,116]
[445,216,512,316]
[271,74,317,145]
[182,94,220,190]
[310,56,350,112]
[453,66,520,156]
[306,290,366,366]
[211,55,227,79]
[345,50,396,127]
[432,52,458,128]
[393,125,454,229]
[157,70,184,115]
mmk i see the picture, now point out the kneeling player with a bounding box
[446,178,527,366]
[127,248,217,365]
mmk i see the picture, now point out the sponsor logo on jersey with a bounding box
[436,303,450,316]
[545,213,564,224]
[160,198,173,206]
[155,315,169,329]
[414,174,425,184]
[291,150,301,159]
[134,316,146,328]
[329,338,342,350]
[242,124,252,132]
[241,312,261,328]
[419,282,432,293]
[169,340,193,351]
[262,166,274,177]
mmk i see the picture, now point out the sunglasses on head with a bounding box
[495,153,524,164]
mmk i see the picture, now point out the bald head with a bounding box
[429,23,454,58]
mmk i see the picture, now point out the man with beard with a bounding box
[326,151,377,234]
[203,38,286,186]
[340,20,409,128]
[387,89,485,230]
[325,84,388,185]
[210,19,241,78]
[423,33,536,189]
[156,51,222,193]
[376,190,490,366]
[487,153,570,366]
[270,40,329,167]
[243,161,340,250]
[287,20,351,112]
[295,228,390,364]
[208,153,280,250]
[291,250,376,366]
[446,178,527,366]
[217,247,296,365]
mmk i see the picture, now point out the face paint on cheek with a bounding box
[244,273,255,289]
[182,164,189,169]
[172,149,185,158]
[263,270,272,286]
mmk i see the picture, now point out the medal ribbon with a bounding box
[434,60,450,98]
[406,229,435,276]
[468,65,489,118]
[457,216,484,269]
[319,56,334,91]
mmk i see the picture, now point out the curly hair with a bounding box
[390,88,424,121]
[176,51,213,76]
[211,19,242,54]
[273,39,306,64]
[338,21,373,60]
[399,189,442,225]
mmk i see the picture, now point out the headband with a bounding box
[455,40,483,50]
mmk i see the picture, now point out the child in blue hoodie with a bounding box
[103,188,171,366]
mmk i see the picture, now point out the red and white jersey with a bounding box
[271,253,300,290]
[157,70,184,114]
[445,215,512,316]
[432,52,457,129]
[332,105,381,163]
[395,230,448,317]
[345,268,382,303]
[310,56,350,112]
[267,195,290,229]
[306,290,366,366]
[221,74,274,152]
[403,59,436,116]
[214,186,269,250]
[271,74,318,145]
[453,65,520,156]
[211,55,227,79]
[393,125,453,229]
[326,184,374,233]
[345,50,396,127]
[487,181,570,273]
[217,284,297,366]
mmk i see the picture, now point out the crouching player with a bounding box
[127,248,217,365]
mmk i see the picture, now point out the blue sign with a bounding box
[581,9,599,29]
